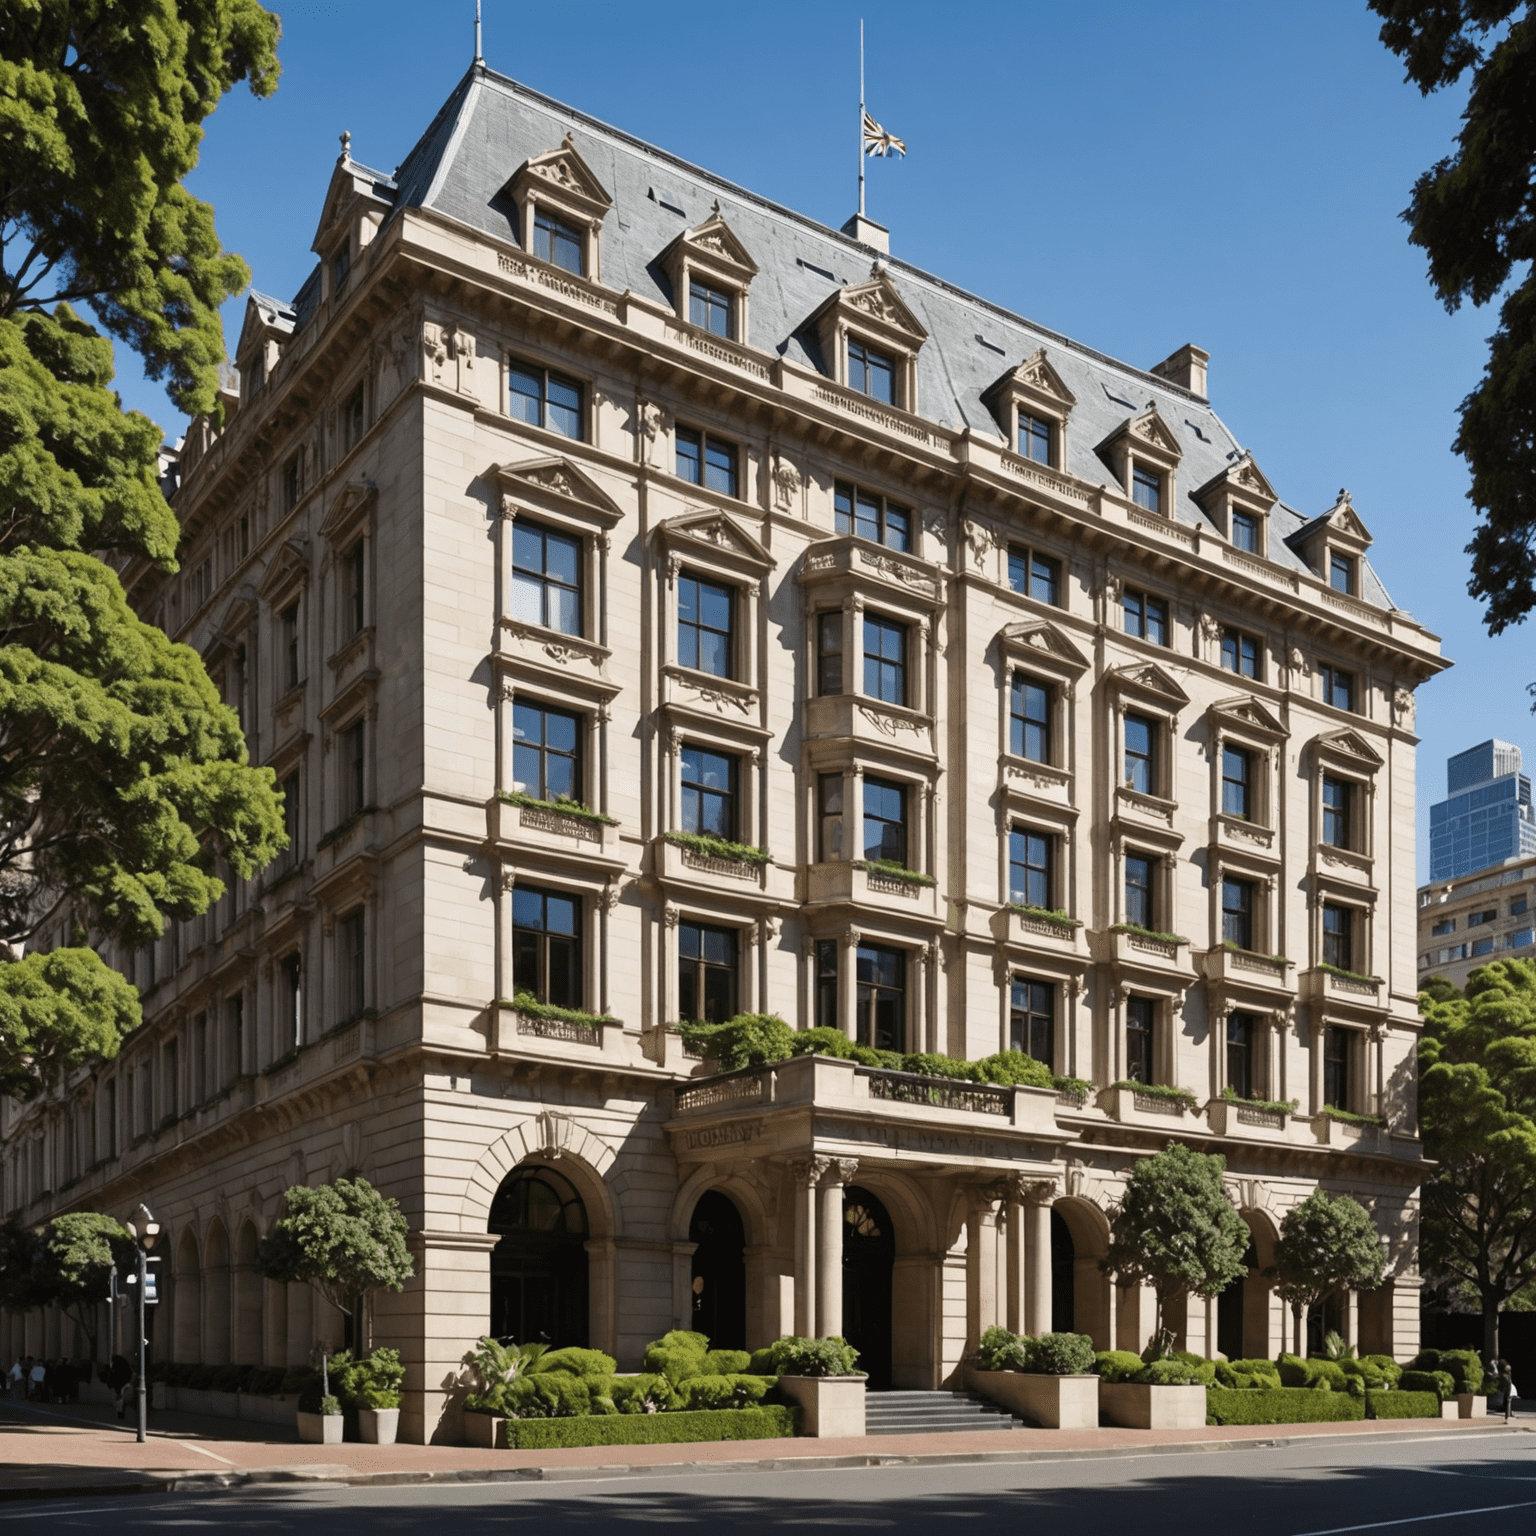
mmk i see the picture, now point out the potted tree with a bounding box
[764,1336,865,1437]
[1099,1143,1249,1429]
[257,1176,415,1444]
[970,1328,1100,1428]
[1267,1189,1385,1359]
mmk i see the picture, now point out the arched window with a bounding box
[488,1165,589,1347]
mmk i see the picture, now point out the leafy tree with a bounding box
[0,1,285,1097]
[0,1211,131,1358]
[1268,1189,1386,1356]
[1417,958,1536,1359]
[1100,1142,1251,1346]
[257,1178,414,1352]
[0,1217,48,1313]
[1369,3,1536,639]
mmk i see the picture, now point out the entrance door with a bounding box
[689,1190,747,1350]
[488,1165,590,1346]
[1051,1209,1075,1333]
[842,1186,895,1390]
[1217,1237,1257,1359]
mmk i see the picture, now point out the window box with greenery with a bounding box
[663,830,770,867]
[1009,904,1080,936]
[857,858,935,887]
[500,790,618,829]
[970,1328,1099,1428]
[502,991,618,1032]
[1102,1080,1198,1121]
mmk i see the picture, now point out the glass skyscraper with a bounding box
[1428,739,1536,880]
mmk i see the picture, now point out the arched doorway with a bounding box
[842,1185,895,1390]
[488,1164,589,1347]
[689,1191,746,1350]
[1306,1291,1343,1355]
[1050,1209,1074,1333]
[1217,1236,1257,1359]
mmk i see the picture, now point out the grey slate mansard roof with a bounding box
[285,64,1395,611]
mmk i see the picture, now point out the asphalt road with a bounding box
[5,1431,1534,1535]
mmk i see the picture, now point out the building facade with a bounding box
[0,65,1446,1442]
[1419,857,1536,990]
[1427,739,1536,882]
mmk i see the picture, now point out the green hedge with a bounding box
[1367,1390,1440,1420]
[1207,1387,1365,1426]
[502,1405,798,1449]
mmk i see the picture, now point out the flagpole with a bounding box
[858,19,865,218]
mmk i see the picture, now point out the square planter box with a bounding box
[296,1410,343,1444]
[463,1412,504,1448]
[1439,1400,1459,1420]
[359,1407,400,1444]
[1455,1394,1486,1419]
[1099,1382,1207,1430]
[971,1370,1098,1429]
[774,1375,865,1438]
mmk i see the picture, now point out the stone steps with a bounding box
[863,1390,1020,1436]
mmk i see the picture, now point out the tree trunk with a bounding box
[1482,1292,1500,1365]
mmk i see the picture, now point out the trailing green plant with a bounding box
[1052,1075,1093,1100]
[1317,962,1378,985]
[1365,1389,1440,1420]
[859,858,936,886]
[1221,1087,1300,1115]
[1111,1080,1198,1104]
[675,1014,796,1070]
[505,991,618,1027]
[663,830,769,864]
[1320,1104,1385,1127]
[764,1335,862,1377]
[500,790,617,825]
[1111,923,1187,944]
[1010,904,1078,930]
[501,1405,796,1449]
[1206,1387,1364,1425]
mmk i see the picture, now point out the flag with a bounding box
[862,109,906,158]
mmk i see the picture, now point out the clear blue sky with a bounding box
[113,0,1519,881]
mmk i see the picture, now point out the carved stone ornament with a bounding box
[529,1108,572,1160]
[771,453,802,512]
[640,400,669,465]
[663,903,681,929]
[964,520,998,570]
[1198,613,1222,647]
[422,322,448,383]
[792,1155,833,1187]
[1393,687,1416,729]
[1288,646,1310,679]
[821,1157,859,1186]
[1102,572,1124,605]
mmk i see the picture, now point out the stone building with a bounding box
[1,63,1447,1442]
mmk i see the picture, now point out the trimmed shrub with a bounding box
[766,1335,862,1377]
[504,1405,797,1449]
[976,1327,1030,1372]
[702,1350,752,1376]
[246,1366,286,1396]
[1340,1358,1386,1390]
[1278,1354,1344,1392]
[280,1366,318,1397]
[1364,1354,1403,1389]
[188,1364,221,1390]
[541,1348,619,1379]
[1400,1369,1455,1400]
[1214,1358,1282,1391]
[973,1051,1054,1089]
[1433,1349,1484,1395]
[1207,1387,1365,1425]
[211,1364,252,1393]
[332,1347,406,1410]
[1136,1358,1205,1386]
[1026,1333,1097,1376]
[678,1373,773,1411]
[643,1332,711,1386]
[747,1348,778,1377]
[1169,1351,1218,1387]
[608,1372,677,1415]
[1366,1389,1441,1420]
[1094,1350,1145,1384]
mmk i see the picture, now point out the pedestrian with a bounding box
[105,1354,132,1423]
[5,1358,20,1400]
[1497,1357,1516,1421]
[27,1357,45,1402]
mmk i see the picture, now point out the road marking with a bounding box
[1292,1499,1536,1535]
[174,1440,235,1465]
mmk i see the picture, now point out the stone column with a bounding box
[817,1159,857,1338]
[1343,1288,1360,1356]
[1023,1181,1057,1337]
[791,1158,828,1338]
[966,1181,1006,1351]
[1005,1193,1025,1335]
[400,1229,500,1445]
[671,1240,698,1333]
[838,929,860,1044]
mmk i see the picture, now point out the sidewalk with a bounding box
[1,1396,1530,1502]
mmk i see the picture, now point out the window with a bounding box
[815,939,838,1029]
[681,746,737,838]
[1329,552,1356,595]
[817,611,844,695]
[511,521,581,635]
[1513,896,1529,917]
[1221,629,1261,680]
[227,993,244,1084]
[283,454,301,512]
[340,722,365,818]
[1430,917,1454,937]
[105,1078,117,1157]
[689,277,734,338]
[512,702,580,803]
[164,1038,178,1120]
[281,951,303,1050]
[678,574,734,678]
[1009,827,1053,910]
[863,777,907,867]
[1222,878,1254,951]
[1231,509,1260,554]
[280,770,300,858]
[508,360,584,440]
[1508,928,1533,951]
[338,907,365,1022]
[1471,937,1495,957]
[281,602,300,690]
[855,944,905,1051]
[678,922,738,1024]
[1125,996,1155,1083]
[1131,464,1162,512]
[1227,1012,1257,1099]
[1124,713,1157,795]
[848,338,896,404]
[817,773,844,860]
[1010,674,1050,763]
[1010,978,1054,1065]
[1123,589,1169,645]
[512,887,581,1008]
[834,481,911,552]
[194,1012,208,1104]
[1018,411,1054,466]
[332,244,351,293]
[342,382,364,452]
[1007,546,1062,605]
[1322,777,1352,848]
[676,427,739,497]
[1323,1026,1351,1109]
[342,540,365,637]
[533,207,584,274]
[1322,902,1353,971]
[1319,664,1356,713]
[1467,908,1496,928]
[1222,746,1252,819]
[862,614,907,706]
[1125,853,1155,929]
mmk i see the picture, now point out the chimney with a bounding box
[841,212,890,255]
[1150,343,1209,397]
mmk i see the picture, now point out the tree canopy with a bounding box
[0,1211,130,1355]
[1370,3,1536,637]
[1100,1142,1251,1343]
[0,1,285,1098]
[1418,958,1536,1358]
[1268,1189,1385,1353]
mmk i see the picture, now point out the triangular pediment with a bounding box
[1208,695,1288,741]
[235,291,294,361]
[1196,452,1277,509]
[493,456,622,522]
[669,207,757,278]
[1321,491,1373,547]
[257,535,310,602]
[1010,348,1076,407]
[319,479,377,542]
[1127,406,1182,457]
[829,269,927,343]
[1312,727,1383,769]
[310,156,395,255]
[997,620,1090,672]
[1108,660,1189,708]
[512,134,613,214]
[655,508,773,570]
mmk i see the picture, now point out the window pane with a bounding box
[818,611,843,695]
[546,375,582,439]
[1227,1013,1254,1098]
[1125,855,1153,928]
[1232,512,1259,553]
[1132,465,1161,512]
[834,482,854,537]
[884,504,911,552]
[704,437,737,496]
[1031,554,1060,605]
[855,490,881,542]
[1146,598,1168,646]
[1126,997,1154,1083]
[1008,548,1028,594]
[509,367,543,427]
[676,428,702,484]
[1124,714,1154,794]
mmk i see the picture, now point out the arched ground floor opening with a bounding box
[689,1190,747,1351]
[842,1185,895,1390]
[488,1164,590,1347]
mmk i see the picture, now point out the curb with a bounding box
[9,1419,1525,1503]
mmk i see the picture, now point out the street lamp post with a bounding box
[124,1204,160,1445]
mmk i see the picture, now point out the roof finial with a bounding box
[338,130,351,162]
[474,0,483,64]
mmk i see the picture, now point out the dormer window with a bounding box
[535,208,584,275]
[1100,405,1182,518]
[1019,411,1054,466]
[1194,452,1277,557]
[1232,509,1259,553]
[1330,552,1356,595]
[984,349,1075,469]
[807,268,926,414]
[1132,464,1162,513]
[848,337,896,405]
[507,135,613,285]
[689,278,734,338]
[333,245,351,293]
